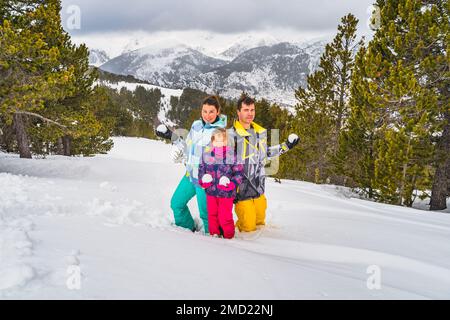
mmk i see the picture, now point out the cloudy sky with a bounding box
[60,0,376,57]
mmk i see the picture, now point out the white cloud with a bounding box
[62,0,375,35]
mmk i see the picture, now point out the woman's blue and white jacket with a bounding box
[173,115,227,186]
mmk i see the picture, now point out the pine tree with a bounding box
[419,0,450,210]
[292,13,362,183]
[0,0,46,23]
[1,0,115,157]
[335,45,380,197]
[340,0,448,208]
[29,0,115,156]
[168,88,209,129]
[0,0,74,158]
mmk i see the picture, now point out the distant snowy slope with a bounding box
[97,80,182,126]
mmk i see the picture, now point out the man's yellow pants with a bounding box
[235,194,267,232]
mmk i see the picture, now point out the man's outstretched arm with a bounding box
[266,134,299,159]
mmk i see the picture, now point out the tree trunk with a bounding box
[56,137,64,155]
[13,113,32,159]
[430,111,449,210]
[430,161,449,210]
[62,135,72,156]
[0,123,15,152]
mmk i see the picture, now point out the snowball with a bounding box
[288,134,298,143]
[202,174,213,183]
[156,124,168,133]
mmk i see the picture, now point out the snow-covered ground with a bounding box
[1,137,449,299]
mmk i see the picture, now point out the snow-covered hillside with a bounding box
[1,137,450,299]
[96,80,182,127]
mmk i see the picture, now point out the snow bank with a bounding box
[1,137,449,299]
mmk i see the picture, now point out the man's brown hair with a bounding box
[237,96,255,111]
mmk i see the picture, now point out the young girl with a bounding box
[198,128,244,239]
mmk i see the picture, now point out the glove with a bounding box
[219,176,230,187]
[202,174,213,183]
[217,176,235,191]
[156,124,172,140]
[200,174,213,189]
[286,134,300,149]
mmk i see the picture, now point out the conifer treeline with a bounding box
[282,2,449,210]
[0,0,113,156]
[0,0,163,156]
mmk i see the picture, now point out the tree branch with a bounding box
[14,110,69,131]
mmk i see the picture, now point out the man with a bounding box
[231,96,299,232]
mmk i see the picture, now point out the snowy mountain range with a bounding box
[99,39,227,89]
[216,34,280,61]
[193,42,315,105]
[88,49,110,67]
[91,38,327,106]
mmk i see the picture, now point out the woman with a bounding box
[156,96,227,233]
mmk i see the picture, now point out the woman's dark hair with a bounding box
[202,95,221,112]
[237,96,255,111]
